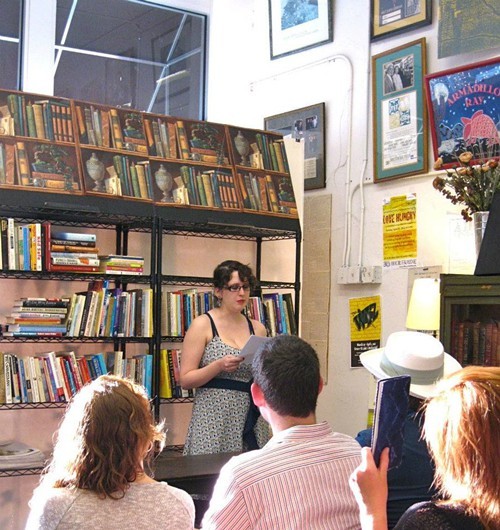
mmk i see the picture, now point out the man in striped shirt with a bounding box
[202,335,362,529]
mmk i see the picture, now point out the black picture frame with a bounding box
[269,0,333,60]
[265,103,326,190]
[371,0,432,42]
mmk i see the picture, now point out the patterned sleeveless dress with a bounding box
[183,314,271,455]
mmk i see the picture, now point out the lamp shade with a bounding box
[406,278,441,331]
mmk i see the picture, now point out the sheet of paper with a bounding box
[239,335,271,365]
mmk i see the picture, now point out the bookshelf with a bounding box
[440,274,500,367]
[1,89,298,220]
[0,90,302,476]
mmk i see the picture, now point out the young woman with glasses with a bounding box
[180,260,269,458]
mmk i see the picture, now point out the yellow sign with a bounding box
[349,296,381,367]
[383,194,417,268]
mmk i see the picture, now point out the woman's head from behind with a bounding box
[424,366,500,526]
[46,375,165,498]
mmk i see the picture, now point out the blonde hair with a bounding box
[423,366,500,528]
[41,376,165,499]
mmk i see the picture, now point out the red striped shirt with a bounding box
[202,422,362,529]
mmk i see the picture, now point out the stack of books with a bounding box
[0,440,45,470]
[45,227,100,273]
[3,297,70,337]
[99,255,144,275]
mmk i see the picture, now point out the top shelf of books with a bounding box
[0,90,298,219]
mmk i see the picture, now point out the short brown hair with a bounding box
[42,376,165,499]
[423,366,500,527]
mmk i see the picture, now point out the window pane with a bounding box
[0,0,22,90]
[54,0,206,119]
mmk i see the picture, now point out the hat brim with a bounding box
[359,347,462,399]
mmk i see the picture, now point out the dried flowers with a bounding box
[432,152,500,221]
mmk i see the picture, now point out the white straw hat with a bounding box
[359,331,462,399]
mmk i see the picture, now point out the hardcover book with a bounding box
[371,375,410,470]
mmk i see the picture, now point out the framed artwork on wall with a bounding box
[424,57,500,168]
[265,103,326,190]
[268,0,333,60]
[371,0,432,41]
[372,38,428,183]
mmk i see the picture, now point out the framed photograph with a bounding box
[424,57,500,168]
[265,103,326,190]
[372,38,428,183]
[371,0,432,41]
[268,0,333,60]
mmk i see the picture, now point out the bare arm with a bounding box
[349,447,389,530]
[179,315,243,389]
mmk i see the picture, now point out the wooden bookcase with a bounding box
[0,90,302,475]
[440,274,500,367]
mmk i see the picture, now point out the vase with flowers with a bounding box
[432,152,500,256]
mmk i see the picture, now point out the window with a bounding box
[0,0,23,90]
[54,0,207,119]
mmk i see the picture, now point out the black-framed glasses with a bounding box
[225,284,251,292]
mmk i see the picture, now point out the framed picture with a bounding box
[372,38,428,183]
[424,57,500,168]
[265,103,326,190]
[268,0,333,60]
[371,0,432,41]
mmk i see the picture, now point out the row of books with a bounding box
[75,106,148,155]
[107,154,154,200]
[451,319,500,366]
[0,221,145,275]
[237,172,297,215]
[2,285,153,338]
[159,348,192,399]
[160,288,296,338]
[144,117,178,159]
[174,166,239,209]
[161,290,216,337]
[0,349,152,404]
[245,293,297,336]
[1,94,74,142]
[249,134,290,173]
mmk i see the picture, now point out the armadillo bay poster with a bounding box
[424,57,499,167]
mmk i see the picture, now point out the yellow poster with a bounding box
[383,194,417,268]
[349,295,381,367]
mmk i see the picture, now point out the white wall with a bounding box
[205,0,499,436]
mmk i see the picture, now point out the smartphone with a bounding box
[371,375,411,470]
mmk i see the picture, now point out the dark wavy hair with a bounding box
[40,375,165,499]
[252,334,320,417]
[213,260,257,290]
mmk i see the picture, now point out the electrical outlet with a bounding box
[348,266,361,283]
[337,267,349,284]
[360,265,383,283]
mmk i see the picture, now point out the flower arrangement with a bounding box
[432,152,500,221]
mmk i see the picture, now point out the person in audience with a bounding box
[201,334,362,529]
[349,366,500,530]
[26,375,195,530]
[180,260,269,457]
[355,331,462,528]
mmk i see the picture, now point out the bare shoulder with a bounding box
[252,319,268,337]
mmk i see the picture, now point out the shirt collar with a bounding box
[267,421,332,446]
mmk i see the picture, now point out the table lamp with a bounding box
[406,278,441,337]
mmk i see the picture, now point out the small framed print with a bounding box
[372,38,428,182]
[371,0,432,41]
[265,103,326,190]
[269,0,333,60]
